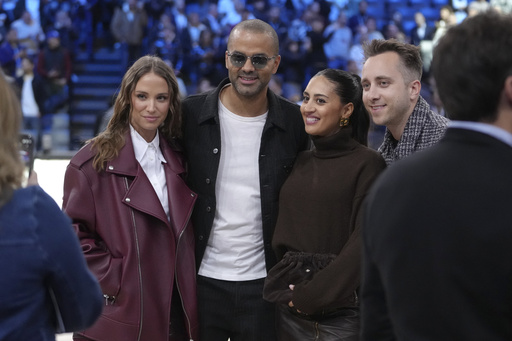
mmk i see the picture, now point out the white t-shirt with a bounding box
[198,98,268,281]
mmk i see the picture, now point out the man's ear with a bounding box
[504,75,512,106]
[272,55,281,75]
[410,79,421,100]
[495,75,512,134]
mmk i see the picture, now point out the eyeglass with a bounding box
[227,51,277,69]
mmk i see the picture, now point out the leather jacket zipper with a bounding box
[125,177,144,341]
[174,193,195,341]
[103,294,116,305]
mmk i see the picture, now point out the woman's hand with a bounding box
[27,170,38,186]
[288,284,296,309]
[288,284,308,315]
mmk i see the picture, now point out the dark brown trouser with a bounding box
[276,304,360,341]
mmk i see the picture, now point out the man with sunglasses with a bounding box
[181,19,309,341]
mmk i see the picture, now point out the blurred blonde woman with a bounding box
[0,70,102,341]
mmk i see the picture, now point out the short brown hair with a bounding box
[363,39,423,84]
[433,12,512,122]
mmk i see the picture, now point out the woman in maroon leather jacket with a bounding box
[62,56,198,341]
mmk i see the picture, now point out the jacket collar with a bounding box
[105,130,188,226]
[106,132,139,176]
[106,131,185,176]
[197,77,291,132]
[379,96,430,159]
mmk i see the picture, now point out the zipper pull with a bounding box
[103,294,116,305]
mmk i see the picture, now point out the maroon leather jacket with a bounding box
[62,132,198,341]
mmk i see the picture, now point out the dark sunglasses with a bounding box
[227,51,277,69]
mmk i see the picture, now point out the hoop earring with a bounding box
[339,117,349,127]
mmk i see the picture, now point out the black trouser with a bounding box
[169,283,187,340]
[197,275,277,341]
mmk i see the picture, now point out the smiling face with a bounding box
[226,29,280,99]
[361,51,419,137]
[130,72,170,142]
[301,75,353,137]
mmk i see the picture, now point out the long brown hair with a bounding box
[90,55,181,171]
[0,71,24,206]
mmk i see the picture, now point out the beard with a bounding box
[229,72,267,99]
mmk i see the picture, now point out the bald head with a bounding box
[228,19,279,55]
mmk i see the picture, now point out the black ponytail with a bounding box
[315,69,370,146]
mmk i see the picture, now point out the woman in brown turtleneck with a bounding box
[264,69,386,340]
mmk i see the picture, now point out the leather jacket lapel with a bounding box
[106,132,169,225]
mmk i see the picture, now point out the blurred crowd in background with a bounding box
[1,0,510,148]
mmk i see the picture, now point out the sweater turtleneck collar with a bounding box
[311,127,359,158]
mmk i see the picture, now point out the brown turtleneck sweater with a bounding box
[271,127,386,314]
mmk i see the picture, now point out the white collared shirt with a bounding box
[449,121,512,148]
[130,125,170,220]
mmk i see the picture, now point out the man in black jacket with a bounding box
[181,19,308,341]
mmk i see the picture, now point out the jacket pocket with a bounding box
[98,256,123,304]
